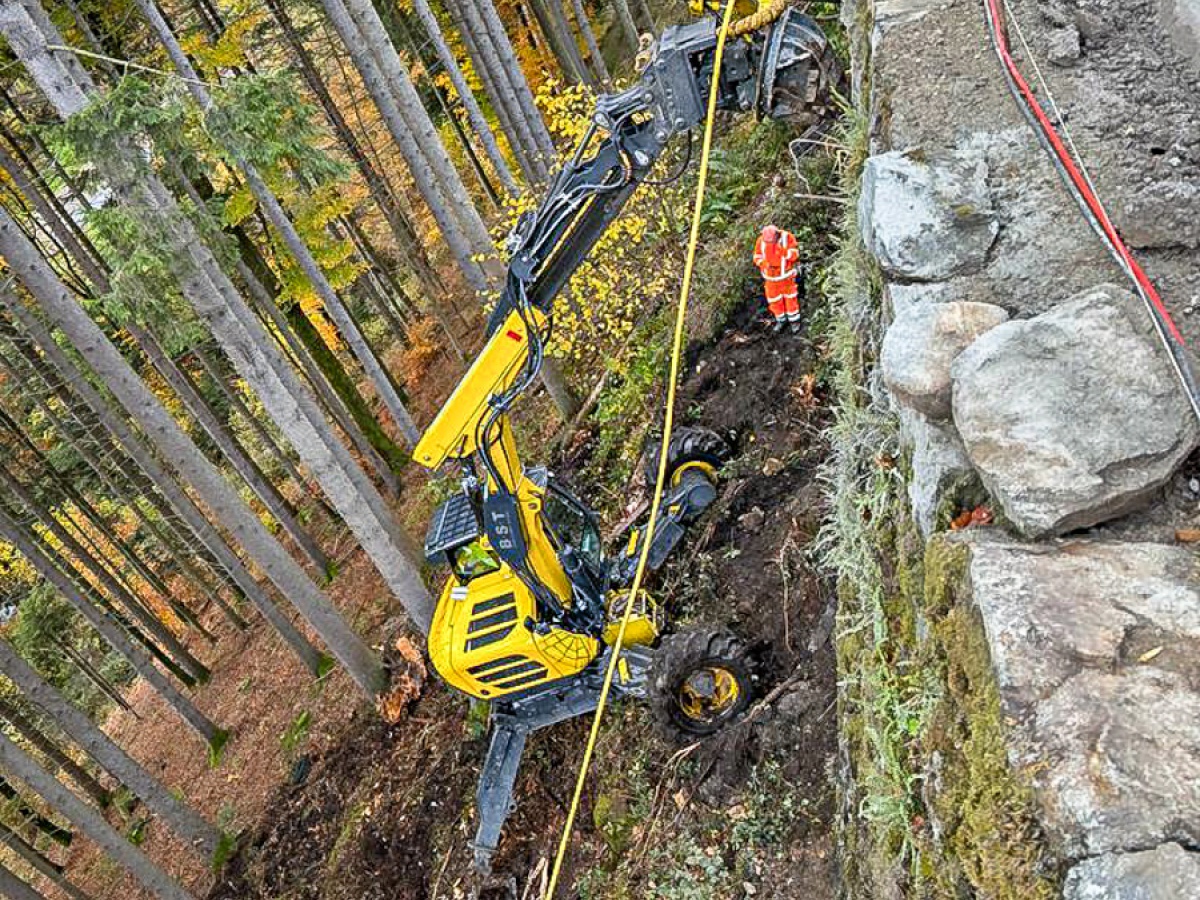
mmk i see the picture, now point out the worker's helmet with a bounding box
[761,225,780,244]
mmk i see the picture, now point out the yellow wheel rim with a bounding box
[669,459,719,488]
[677,666,741,724]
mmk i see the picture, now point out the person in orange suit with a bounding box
[753,225,801,332]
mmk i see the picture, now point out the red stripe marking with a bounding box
[985,0,1186,346]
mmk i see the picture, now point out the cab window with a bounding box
[543,486,602,567]
[452,541,500,582]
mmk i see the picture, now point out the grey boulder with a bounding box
[951,285,1198,537]
[858,149,999,281]
[882,300,1009,419]
[962,536,1200,859]
[898,407,975,538]
[1064,844,1200,900]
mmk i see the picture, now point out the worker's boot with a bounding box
[771,318,786,333]
[789,318,803,334]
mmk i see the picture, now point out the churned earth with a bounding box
[204,244,844,899]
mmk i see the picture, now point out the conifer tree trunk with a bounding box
[0,640,222,861]
[239,264,403,494]
[0,731,195,900]
[568,0,610,84]
[136,0,422,447]
[633,0,655,33]
[339,0,495,251]
[0,778,71,845]
[260,0,446,304]
[0,287,324,677]
[130,323,331,572]
[529,0,592,85]
[191,179,407,489]
[0,820,94,900]
[0,505,224,748]
[54,638,135,715]
[0,464,211,685]
[190,344,316,501]
[0,343,247,631]
[444,0,539,184]
[474,0,558,162]
[612,0,640,51]
[0,695,110,808]
[1,2,434,670]
[410,0,519,195]
[318,0,496,294]
[0,861,45,900]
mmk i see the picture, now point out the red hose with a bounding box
[984,0,1187,346]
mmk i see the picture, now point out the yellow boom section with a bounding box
[413,308,546,470]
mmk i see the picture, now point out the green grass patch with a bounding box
[280,710,312,756]
[208,728,232,768]
[211,829,238,872]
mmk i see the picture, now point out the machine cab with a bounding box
[422,469,605,700]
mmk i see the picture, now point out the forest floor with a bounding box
[204,288,841,900]
[59,112,846,900]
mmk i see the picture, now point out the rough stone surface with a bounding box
[858,150,999,282]
[898,407,974,538]
[1159,0,1200,69]
[962,535,1200,858]
[1046,24,1082,66]
[1064,843,1200,900]
[951,285,1199,537]
[882,300,1008,419]
[885,281,950,315]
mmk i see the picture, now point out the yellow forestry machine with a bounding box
[412,2,842,870]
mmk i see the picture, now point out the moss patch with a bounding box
[827,0,1056,891]
[914,539,1058,900]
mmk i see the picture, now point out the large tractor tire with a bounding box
[643,426,730,491]
[648,627,756,740]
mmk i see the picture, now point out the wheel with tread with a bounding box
[643,426,730,491]
[648,626,755,740]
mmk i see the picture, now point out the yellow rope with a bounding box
[541,1,742,896]
[731,0,789,36]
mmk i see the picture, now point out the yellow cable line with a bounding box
[542,1,743,895]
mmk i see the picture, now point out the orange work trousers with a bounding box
[764,275,800,323]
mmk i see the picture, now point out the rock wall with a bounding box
[835,0,1200,897]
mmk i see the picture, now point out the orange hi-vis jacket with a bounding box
[753,230,801,322]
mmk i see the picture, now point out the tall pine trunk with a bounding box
[130,323,331,573]
[0,731,195,900]
[475,0,558,161]
[411,0,519,195]
[528,0,592,85]
[137,0,422,447]
[319,0,495,294]
[0,464,212,686]
[1,3,434,675]
[568,0,610,85]
[0,640,223,862]
[0,504,224,748]
[0,695,110,808]
[612,0,640,51]
[0,861,46,900]
[260,0,447,304]
[0,820,95,900]
[0,284,326,679]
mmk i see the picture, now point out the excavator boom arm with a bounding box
[413,10,841,476]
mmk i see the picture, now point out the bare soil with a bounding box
[199,274,841,899]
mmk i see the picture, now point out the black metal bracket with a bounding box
[470,645,653,872]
